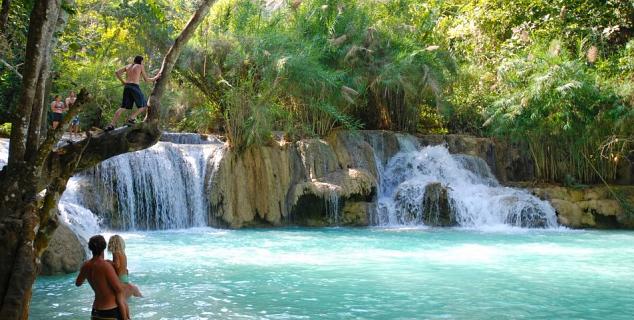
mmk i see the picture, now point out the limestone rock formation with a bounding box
[209,132,383,228]
[40,223,86,275]
[530,185,634,228]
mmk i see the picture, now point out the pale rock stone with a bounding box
[550,199,595,227]
[583,188,609,201]
[40,223,87,275]
[577,200,622,216]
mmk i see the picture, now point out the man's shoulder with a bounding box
[95,259,116,270]
[80,259,92,270]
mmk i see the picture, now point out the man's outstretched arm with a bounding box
[115,65,127,85]
[142,65,161,82]
[75,264,87,287]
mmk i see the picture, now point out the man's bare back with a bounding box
[118,63,146,85]
[76,258,120,309]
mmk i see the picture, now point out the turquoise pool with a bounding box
[31,228,634,319]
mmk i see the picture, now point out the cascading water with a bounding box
[82,138,226,230]
[0,138,8,169]
[58,178,102,241]
[375,144,558,228]
[325,188,341,225]
[0,135,226,235]
[3,132,558,231]
[160,132,223,145]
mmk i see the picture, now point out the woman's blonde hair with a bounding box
[107,235,125,254]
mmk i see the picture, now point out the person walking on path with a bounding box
[76,235,129,320]
[105,55,161,131]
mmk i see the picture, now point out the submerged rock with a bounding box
[40,223,86,275]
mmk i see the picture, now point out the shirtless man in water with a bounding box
[105,55,161,131]
[76,235,129,320]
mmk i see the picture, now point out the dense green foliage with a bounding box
[176,0,455,150]
[1,0,633,183]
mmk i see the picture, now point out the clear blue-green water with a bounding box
[31,228,634,319]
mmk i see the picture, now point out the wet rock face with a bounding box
[210,133,380,228]
[530,186,634,228]
[422,183,456,227]
[40,223,87,275]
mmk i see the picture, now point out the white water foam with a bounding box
[375,144,558,229]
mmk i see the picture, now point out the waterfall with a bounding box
[58,177,102,241]
[160,132,223,145]
[2,134,559,230]
[0,138,8,170]
[325,188,341,225]
[375,145,558,228]
[82,139,226,230]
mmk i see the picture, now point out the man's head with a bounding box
[133,55,144,64]
[88,235,107,257]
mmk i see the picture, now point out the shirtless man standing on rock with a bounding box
[105,55,161,131]
[76,235,129,320]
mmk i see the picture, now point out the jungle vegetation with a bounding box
[1,0,633,184]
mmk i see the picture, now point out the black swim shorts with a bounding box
[91,307,123,320]
[52,112,63,122]
[121,83,146,109]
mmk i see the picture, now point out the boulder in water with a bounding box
[422,182,456,227]
[40,223,86,275]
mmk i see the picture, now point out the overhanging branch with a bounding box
[0,58,22,79]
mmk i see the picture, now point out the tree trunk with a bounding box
[0,0,10,35]
[7,0,60,167]
[26,2,69,161]
[0,1,218,318]
[147,0,218,122]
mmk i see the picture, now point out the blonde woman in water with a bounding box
[108,235,143,300]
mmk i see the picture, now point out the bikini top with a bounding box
[52,101,64,112]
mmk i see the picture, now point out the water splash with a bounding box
[375,145,557,228]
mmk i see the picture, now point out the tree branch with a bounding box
[0,58,21,79]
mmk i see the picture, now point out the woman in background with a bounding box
[50,95,65,129]
[66,91,80,136]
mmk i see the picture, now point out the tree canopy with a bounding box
[1,0,633,183]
